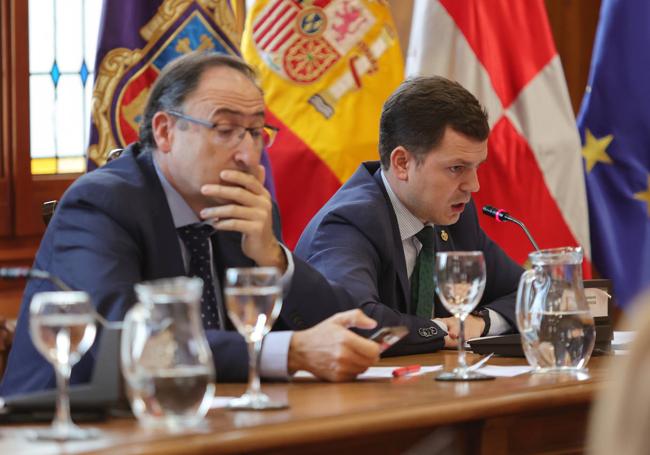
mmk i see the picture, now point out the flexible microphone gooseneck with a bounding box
[482,205,540,252]
[0,267,72,291]
[0,267,121,329]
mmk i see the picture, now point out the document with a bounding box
[475,365,533,377]
[294,365,443,380]
[612,331,635,349]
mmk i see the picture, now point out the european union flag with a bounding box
[577,0,650,308]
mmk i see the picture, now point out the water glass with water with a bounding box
[225,267,286,410]
[29,291,98,440]
[434,251,493,381]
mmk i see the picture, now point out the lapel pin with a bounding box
[440,230,449,242]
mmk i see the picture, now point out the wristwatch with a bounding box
[471,308,491,337]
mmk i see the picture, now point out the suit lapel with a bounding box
[136,147,186,278]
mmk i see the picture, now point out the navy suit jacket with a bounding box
[0,144,354,396]
[295,162,524,355]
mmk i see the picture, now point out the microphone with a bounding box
[0,267,72,291]
[482,205,540,252]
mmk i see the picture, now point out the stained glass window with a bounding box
[28,0,102,175]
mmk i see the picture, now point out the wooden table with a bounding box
[0,351,610,454]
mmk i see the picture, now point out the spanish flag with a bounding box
[242,0,404,247]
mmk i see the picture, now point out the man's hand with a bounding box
[441,314,485,348]
[200,166,286,272]
[288,309,380,382]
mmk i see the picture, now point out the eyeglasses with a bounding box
[167,110,279,149]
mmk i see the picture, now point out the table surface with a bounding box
[0,350,611,454]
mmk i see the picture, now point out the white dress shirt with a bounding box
[380,171,509,336]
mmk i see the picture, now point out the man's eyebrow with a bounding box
[210,107,265,119]
[445,158,487,167]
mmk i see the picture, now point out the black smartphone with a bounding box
[369,326,409,352]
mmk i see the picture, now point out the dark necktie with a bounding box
[177,223,220,329]
[411,226,435,319]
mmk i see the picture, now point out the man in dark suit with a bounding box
[296,76,524,355]
[0,52,380,396]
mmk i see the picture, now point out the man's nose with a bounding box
[233,131,261,168]
[462,168,480,193]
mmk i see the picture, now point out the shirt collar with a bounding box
[380,170,428,241]
[153,154,200,228]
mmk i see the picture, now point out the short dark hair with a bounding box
[378,76,489,168]
[139,51,259,150]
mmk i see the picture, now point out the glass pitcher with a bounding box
[516,247,595,373]
[121,277,215,428]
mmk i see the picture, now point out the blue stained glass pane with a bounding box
[50,61,61,88]
[80,60,89,86]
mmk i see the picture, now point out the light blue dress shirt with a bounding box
[153,157,292,378]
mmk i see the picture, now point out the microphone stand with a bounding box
[482,206,541,252]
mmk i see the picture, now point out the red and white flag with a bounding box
[406,0,591,271]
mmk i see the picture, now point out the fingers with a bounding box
[201,183,269,209]
[255,164,266,186]
[222,169,266,195]
[320,332,380,382]
[201,204,265,221]
[442,317,459,339]
[444,335,458,348]
[330,309,378,330]
[288,316,380,382]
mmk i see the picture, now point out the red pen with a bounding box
[392,365,421,377]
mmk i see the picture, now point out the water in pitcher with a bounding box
[517,247,596,374]
[522,310,595,371]
[128,365,215,427]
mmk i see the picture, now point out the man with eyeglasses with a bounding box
[0,52,380,396]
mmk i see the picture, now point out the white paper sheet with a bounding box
[211,396,237,409]
[294,365,443,380]
[612,331,635,349]
[476,365,533,377]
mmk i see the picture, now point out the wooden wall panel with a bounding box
[545,0,602,114]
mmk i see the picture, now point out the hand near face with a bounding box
[199,165,287,272]
[441,314,485,348]
[288,309,380,382]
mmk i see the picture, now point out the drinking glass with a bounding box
[224,267,287,410]
[434,251,493,381]
[29,291,98,440]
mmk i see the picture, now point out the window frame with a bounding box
[1,0,81,243]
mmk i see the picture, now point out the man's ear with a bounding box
[151,111,173,153]
[389,146,412,181]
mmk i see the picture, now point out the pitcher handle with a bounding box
[515,269,550,335]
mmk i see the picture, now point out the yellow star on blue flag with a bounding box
[577,0,650,308]
[581,129,613,173]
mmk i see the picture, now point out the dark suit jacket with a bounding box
[295,162,524,355]
[0,144,354,396]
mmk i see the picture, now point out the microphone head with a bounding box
[482,205,509,222]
